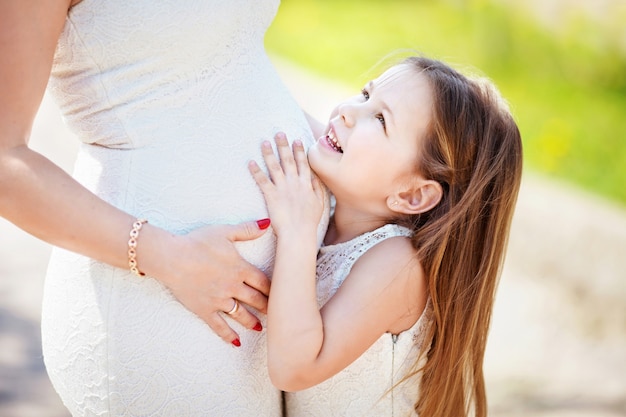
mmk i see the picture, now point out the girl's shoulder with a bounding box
[358,232,417,268]
[350,227,421,283]
[346,227,426,334]
[321,223,412,252]
[360,223,416,260]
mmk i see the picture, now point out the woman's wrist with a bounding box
[131,222,182,286]
[127,219,148,276]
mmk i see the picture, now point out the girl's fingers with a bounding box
[292,140,312,181]
[312,174,325,202]
[248,160,273,192]
[251,134,312,189]
[274,132,298,177]
[260,140,284,183]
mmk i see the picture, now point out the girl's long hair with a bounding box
[400,57,523,417]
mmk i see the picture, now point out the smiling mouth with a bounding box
[325,129,343,153]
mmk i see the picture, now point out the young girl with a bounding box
[248,56,523,417]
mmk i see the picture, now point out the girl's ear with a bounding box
[387,179,443,215]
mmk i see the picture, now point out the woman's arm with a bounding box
[249,134,426,391]
[0,0,270,345]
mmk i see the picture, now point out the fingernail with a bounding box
[231,338,241,347]
[256,218,271,230]
[253,322,263,332]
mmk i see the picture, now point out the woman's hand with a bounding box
[248,132,325,237]
[147,220,272,347]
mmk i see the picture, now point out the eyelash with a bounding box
[361,89,386,129]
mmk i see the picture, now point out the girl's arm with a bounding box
[0,0,270,346]
[249,134,427,391]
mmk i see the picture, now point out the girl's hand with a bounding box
[248,133,325,237]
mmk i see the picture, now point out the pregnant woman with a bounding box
[0,1,328,415]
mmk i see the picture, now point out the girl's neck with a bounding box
[325,203,389,245]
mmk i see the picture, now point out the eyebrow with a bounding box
[368,81,395,131]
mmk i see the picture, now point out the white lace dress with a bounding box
[285,224,432,417]
[41,1,328,416]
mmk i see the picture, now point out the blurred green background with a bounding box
[266,0,626,206]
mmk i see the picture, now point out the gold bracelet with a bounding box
[128,219,148,276]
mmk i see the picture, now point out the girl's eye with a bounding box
[361,88,385,129]
[376,114,386,128]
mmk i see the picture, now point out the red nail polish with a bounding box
[256,218,271,230]
[253,322,263,332]
[231,338,241,347]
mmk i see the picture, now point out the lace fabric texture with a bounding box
[285,224,432,417]
[41,1,330,416]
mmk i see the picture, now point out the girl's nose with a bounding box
[337,102,356,128]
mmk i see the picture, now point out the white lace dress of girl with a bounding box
[285,224,432,417]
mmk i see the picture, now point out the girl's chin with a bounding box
[308,138,341,173]
[307,145,327,173]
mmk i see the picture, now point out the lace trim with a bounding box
[316,224,413,304]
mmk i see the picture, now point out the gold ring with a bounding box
[226,299,239,315]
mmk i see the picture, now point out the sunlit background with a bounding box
[1,1,624,416]
[267,0,626,207]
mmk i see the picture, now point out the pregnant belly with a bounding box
[72,132,329,274]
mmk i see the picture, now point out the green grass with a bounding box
[266,0,626,206]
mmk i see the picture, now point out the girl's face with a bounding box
[308,64,434,213]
